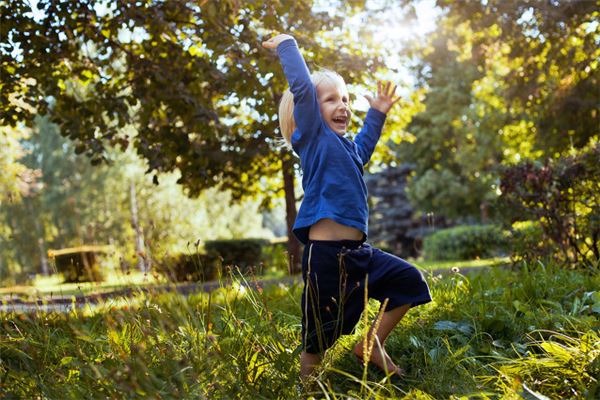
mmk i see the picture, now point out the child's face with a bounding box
[316,79,351,135]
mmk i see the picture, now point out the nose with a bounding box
[337,101,349,111]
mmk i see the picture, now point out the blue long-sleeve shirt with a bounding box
[277,39,387,244]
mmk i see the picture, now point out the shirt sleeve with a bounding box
[276,39,321,146]
[354,108,387,165]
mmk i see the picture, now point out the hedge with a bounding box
[157,253,220,282]
[422,225,507,261]
[158,238,272,282]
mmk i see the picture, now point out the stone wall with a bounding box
[366,164,445,258]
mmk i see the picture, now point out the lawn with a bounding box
[0,257,510,302]
[1,261,598,399]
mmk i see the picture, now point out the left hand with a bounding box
[364,81,401,114]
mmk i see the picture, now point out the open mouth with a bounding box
[332,116,347,128]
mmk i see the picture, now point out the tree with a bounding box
[437,0,599,153]
[0,115,276,281]
[0,126,38,205]
[397,0,599,221]
[398,18,506,220]
[0,125,39,282]
[1,0,387,273]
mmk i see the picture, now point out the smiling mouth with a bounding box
[332,116,347,126]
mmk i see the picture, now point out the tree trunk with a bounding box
[480,201,489,224]
[130,181,147,272]
[26,198,50,275]
[282,153,301,275]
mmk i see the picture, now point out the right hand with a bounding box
[262,33,294,49]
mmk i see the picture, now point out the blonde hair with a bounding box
[278,69,348,146]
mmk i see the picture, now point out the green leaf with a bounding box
[60,356,74,366]
[540,341,573,361]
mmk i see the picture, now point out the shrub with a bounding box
[205,238,269,274]
[499,143,600,268]
[261,239,289,272]
[505,221,549,264]
[157,253,219,282]
[422,224,506,261]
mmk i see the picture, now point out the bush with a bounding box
[205,238,269,274]
[261,239,289,272]
[499,143,600,267]
[157,253,219,282]
[505,221,549,264]
[423,224,507,261]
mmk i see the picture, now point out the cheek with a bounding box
[320,104,333,118]
[319,104,327,117]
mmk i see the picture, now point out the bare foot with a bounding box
[353,342,405,377]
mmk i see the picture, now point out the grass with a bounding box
[0,258,508,302]
[413,257,510,272]
[0,270,167,299]
[0,266,289,301]
[1,262,599,399]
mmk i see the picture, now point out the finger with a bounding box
[377,81,382,96]
[390,84,397,97]
[364,94,373,104]
[262,39,277,49]
[384,81,391,96]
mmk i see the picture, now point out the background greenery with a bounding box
[1,0,598,280]
[0,1,598,398]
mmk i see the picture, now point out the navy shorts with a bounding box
[301,239,432,354]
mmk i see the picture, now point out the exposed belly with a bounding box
[308,218,363,241]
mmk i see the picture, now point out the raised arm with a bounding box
[355,81,400,164]
[262,34,321,145]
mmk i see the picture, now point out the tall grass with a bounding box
[1,263,598,399]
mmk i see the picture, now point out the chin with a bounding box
[329,124,348,135]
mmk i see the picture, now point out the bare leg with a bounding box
[300,351,322,381]
[353,303,411,377]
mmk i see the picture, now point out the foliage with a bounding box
[492,330,600,398]
[504,221,548,265]
[0,116,273,282]
[0,126,38,205]
[1,1,382,189]
[399,1,599,221]
[205,238,270,274]
[437,0,600,153]
[499,143,600,267]
[0,126,40,281]
[0,116,138,280]
[261,240,290,272]
[157,253,220,283]
[1,262,598,398]
[1,0,395,272]
[157,239,279,283]
[422,225,507,261]
[400,17,507,220]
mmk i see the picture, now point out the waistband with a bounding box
[306,238,366,250]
